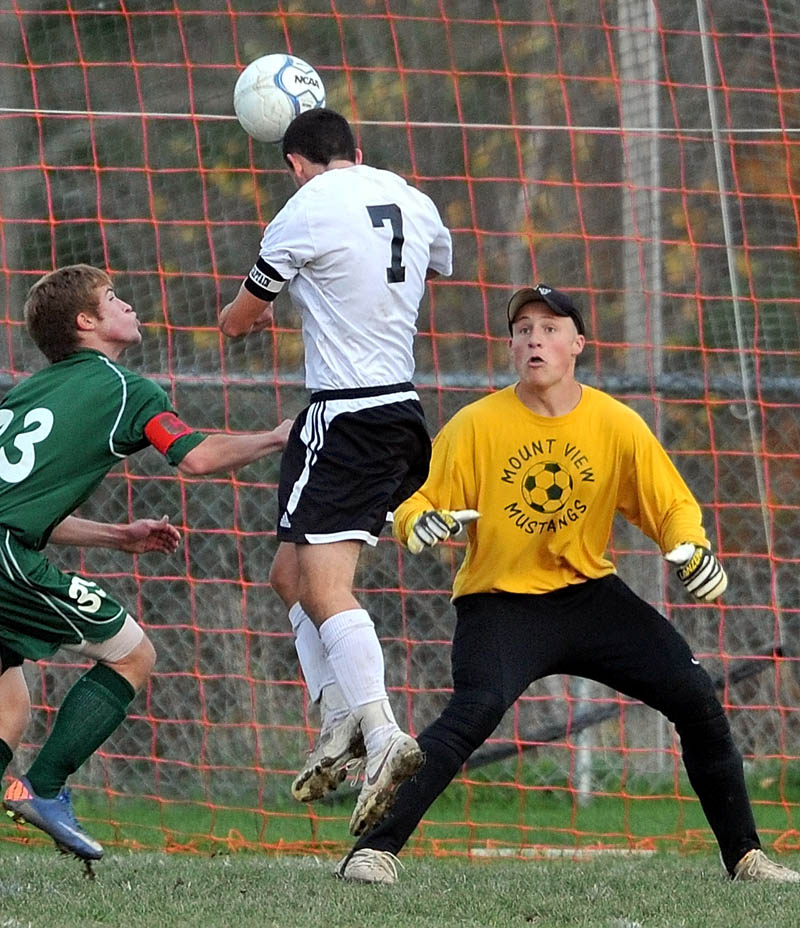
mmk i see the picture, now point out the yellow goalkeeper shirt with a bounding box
[394,384,710,598]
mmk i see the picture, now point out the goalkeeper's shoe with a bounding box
[3,776,103,861]
[732,849,800,882]
[291,714,365,803]
[335,848,401,885]
[349,731,424,837]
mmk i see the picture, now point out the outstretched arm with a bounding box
[50,514,181,554]
[177,418,293,476]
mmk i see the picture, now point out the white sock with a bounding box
[319,682,350,728]
[358,699,400,757]
[318,609,401,754]
[318,608,390,709]
[288,602,335,704]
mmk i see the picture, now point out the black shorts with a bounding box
[277,383,431,545]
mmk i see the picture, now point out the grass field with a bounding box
[2,769,800,926]
[1,846,800,928]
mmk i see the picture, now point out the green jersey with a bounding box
[0,349,203,550]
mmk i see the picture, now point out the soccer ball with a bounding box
[521,461,574,515]
[233,54,326,143]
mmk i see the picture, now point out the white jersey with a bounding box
[256,164,452,391]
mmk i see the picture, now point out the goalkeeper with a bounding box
[337,284,799,885]
[0,265,292,867]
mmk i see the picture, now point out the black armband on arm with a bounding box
[243,257,286,302]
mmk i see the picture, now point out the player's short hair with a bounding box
[282,108,357,166]
[24,264,111,363]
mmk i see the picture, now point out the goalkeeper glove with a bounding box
[664,543,728,602]
[407,509,481,555]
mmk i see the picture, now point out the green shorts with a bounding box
[0,528,128,662]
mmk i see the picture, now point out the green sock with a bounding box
[0,738,12,781]
[26,663,135,798]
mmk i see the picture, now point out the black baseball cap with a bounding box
[506,285,585,336]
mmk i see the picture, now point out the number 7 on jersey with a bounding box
[367,204,406,284]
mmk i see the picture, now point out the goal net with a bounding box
[1,1,798,858]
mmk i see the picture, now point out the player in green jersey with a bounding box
[0,264,292,867]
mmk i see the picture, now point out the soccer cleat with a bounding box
[732,848,800,882]
[291,714,366,803]
[335,848,401,885]
[3,776,103,861]
[349,731,424,837]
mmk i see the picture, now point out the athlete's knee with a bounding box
[658,664,721,728]
[423,687,507,757]
[298,577,358,625]
[270,545,299,607]
[296,542,361,623]
[270,563,296,607]
[650,663,739,757]
[0,665,32,747]
[133,633,157,678]
[104,633,156,692]
[673,693,736,755]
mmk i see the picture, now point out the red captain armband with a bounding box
[144,412,195,455]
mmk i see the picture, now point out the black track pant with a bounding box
[352,575,760,874]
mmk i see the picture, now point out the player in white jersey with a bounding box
[220,108,452,836]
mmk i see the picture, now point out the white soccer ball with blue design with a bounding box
[233,54,326,143]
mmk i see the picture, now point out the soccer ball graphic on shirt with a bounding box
[233,54,326,143]
[522,461,574,514]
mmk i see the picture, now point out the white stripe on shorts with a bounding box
[305,529,380,546]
